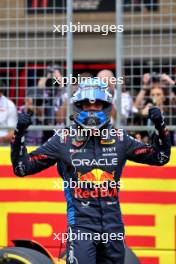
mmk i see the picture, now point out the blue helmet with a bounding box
[71,78,113,129]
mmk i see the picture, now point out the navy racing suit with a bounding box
[11,124,171,264]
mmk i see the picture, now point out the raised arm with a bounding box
[125,107,171,165]
[11,112,65,176]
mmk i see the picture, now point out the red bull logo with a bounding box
[75,169,118,198]
[74,186,118,199]
[78,169,115,185]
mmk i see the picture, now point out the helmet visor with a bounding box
[71,87,112,104]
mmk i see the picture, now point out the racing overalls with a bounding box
[11,124,171,264]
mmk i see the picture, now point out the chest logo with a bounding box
[100,139,116,145]
[77,169,115,185]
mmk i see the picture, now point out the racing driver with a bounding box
[11,78,171,264]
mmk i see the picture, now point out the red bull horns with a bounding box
[78,169,115,185]
[75,169,118,198]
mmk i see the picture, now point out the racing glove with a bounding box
[148,107,171,163]
[148,106,170,143]
[148,107,165,131]
[15,110,33,136]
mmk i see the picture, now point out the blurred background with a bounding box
[0,0,176,145]
[0,1,176,264]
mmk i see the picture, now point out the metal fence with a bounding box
[0,0,176,144]
[116,0,176,135]
[0,0,72,135]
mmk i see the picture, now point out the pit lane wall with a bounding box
[0,147,176,264]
